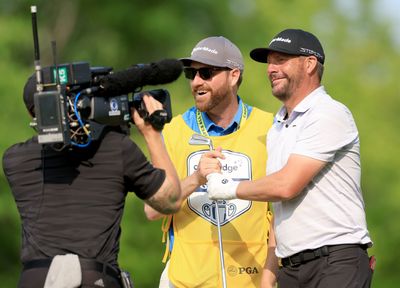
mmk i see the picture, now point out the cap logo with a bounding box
[226,59,240,68]
[192,46,218,55]
[299,47,323,60]
[269,37,292,45]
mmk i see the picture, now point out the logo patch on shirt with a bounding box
[187,150,252,225]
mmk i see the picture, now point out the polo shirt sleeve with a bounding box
[121,136,166,200]
[293,104,359,162]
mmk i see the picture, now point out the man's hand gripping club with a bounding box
[205,148,239,201]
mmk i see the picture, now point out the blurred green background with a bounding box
[1,0,399,287]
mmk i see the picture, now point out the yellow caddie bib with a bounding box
[162,108,273,288]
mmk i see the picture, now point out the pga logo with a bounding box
[227,265,259,276]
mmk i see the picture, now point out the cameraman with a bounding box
[2,74,182,288]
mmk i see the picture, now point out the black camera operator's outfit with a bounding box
[3,128,166,288]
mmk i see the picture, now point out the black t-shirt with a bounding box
[2,130,165,267]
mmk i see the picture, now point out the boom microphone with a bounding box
[99,58,183,97]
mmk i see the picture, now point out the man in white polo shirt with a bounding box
[206,29,374,288]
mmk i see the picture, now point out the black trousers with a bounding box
[278,245,373,288]
[18,267,122,288]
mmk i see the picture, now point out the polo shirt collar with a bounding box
[293,86,326,113]
[202,96,243,133]
[275,86,326,124]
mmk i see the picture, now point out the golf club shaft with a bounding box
[188,134,227,288]
[206,139,226,288]
[214,200,227,288]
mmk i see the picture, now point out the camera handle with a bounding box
[147,109,169,131]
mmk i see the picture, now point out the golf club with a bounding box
[188,133,214,150]
[188,133,227,288]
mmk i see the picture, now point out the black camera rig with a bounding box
[29,6,181,149]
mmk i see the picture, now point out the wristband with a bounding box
[206,173,239,200]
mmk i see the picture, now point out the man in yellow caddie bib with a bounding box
[144,36,278,288]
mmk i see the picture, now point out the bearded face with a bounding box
[189,64,234,113]
[267,53,306,102]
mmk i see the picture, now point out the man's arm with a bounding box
[238,154,326,201]
[144,171,205,220]
[133,95,181,214]
[261,217,278,288]
[208,153,326,202]
[144,149,222,220]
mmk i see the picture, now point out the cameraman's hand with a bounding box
[133,94,183,215]
[131,94,162,136]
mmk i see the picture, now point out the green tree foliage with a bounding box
[1,0,399,286]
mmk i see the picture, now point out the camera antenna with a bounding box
[31,5,43,92]
[51,40,61,90]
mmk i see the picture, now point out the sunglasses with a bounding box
[183,67,231,80]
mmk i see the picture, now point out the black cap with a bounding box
[250,29,325,64]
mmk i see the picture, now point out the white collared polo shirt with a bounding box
[267,86,372,258]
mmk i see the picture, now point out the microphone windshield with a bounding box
[146,58,183,85]
[99,58,183,96]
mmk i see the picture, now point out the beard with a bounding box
[271,85,290,102]
[270,72,303,102]
[193,84,231,113]
[271,79,290,102]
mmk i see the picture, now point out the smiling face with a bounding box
[188,61,238,114]
[266,52,308,102]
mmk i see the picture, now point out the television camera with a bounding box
[29,6,182,149]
